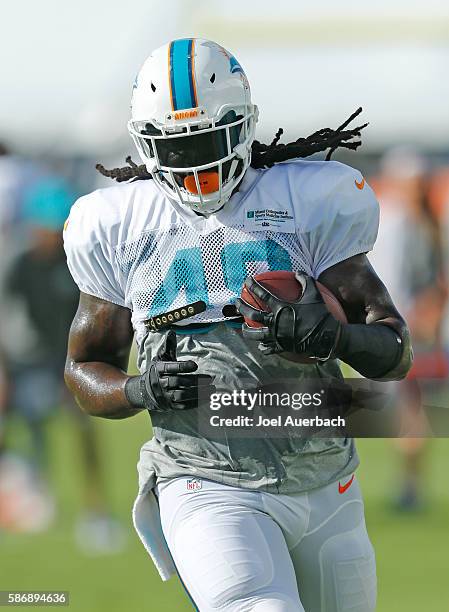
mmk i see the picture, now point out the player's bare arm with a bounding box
[318,254,404,325]
[64,292,137,419]
[65,293,216,419]
[237,254,412,380]
[318,253,412,380]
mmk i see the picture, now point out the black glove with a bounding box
[235,273,342,360]
[125,330,215,412]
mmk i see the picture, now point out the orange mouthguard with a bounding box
[184,172,219,195]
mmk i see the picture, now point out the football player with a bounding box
[64,39,412,611]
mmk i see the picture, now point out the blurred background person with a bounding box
[371,147,449,511]
[0,141,34,530]
[0,168,125,552]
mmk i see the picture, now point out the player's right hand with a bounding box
[125,330,215,412]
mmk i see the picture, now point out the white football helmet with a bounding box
[128,38,258,214]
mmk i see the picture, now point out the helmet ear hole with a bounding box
[210,73,216,84]
[151,82,156,92]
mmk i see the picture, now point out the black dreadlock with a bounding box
[96,108,368,183]
[96,155,152,183]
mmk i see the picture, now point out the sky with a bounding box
[1,0,448,154]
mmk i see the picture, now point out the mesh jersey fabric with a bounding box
[64,160,379,346]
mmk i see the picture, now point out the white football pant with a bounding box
[156,475,377,611]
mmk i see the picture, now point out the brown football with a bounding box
[241,270,347,363]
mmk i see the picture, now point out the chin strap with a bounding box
[234,143,248,159]
[228,158,240,177]
[145,158,158,174]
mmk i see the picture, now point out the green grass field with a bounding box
[2,411,449,611]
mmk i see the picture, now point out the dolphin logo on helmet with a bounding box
[229,55,244,74]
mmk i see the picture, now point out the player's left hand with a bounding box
[235,273,343,360]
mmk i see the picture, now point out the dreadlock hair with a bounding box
[96,107,368,183]
[96,156,152,183]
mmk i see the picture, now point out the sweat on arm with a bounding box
[65,293,216,418]
[318,254,413,380]
[64,292,139,419]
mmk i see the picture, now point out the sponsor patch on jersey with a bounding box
[243,207,295,233]
[186,478,202,492]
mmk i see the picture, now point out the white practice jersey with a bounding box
[65,160,378,345]
[64,159,379,496]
